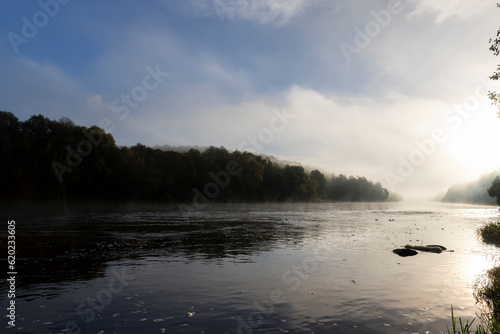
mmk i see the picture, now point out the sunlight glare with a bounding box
[444,104,500,177]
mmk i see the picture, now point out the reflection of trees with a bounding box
[7,231,111,298]
[0,205,308,295]
[161,221,306,259]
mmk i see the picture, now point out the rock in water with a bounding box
[393,248,418,257]
[404,244,444,253]
[425,244,447,251]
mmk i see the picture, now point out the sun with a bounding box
[444,105,500,175]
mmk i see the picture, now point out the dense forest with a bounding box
[441,171,499,205]
[0,112,392,205]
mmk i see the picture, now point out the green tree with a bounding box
[231,152,264,201]
[488,5,500,207]
[488,176,500,206]
[261,158,285,201]
[489,3,500,114]
[0,112,22,197]
[329,174,349,201]
[310,169,327,198]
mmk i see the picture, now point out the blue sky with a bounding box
[2,0,500,199]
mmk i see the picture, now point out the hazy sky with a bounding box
[2,0,500,200]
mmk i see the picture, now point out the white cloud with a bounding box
[349,0,500,104]
[214,0,308,25]
[409,0,493,23]
[260,86,500,199]
[177,0,313,25]
[86,95,106,111]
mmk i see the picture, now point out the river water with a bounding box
[1,201,499,334]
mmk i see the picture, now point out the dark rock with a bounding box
[393,248,418,257]
[425,244,447,251]
[404,244,444,253]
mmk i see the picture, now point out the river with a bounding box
[1,201,499,333]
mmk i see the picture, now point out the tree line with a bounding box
[0,112,391,203]
[441,171,498,205]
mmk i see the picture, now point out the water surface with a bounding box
[1,201,499,333]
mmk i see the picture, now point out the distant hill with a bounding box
[154,144,208,153]
[441,171,499,205]
[154,144,305,169]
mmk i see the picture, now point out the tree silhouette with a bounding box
[0,111,392,204]
[489,3,500,114]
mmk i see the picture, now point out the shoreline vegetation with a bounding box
[0,111,397,204]
[446,223,500,333]
[478,222,500,247]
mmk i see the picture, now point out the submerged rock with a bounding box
[393,248,418,257]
